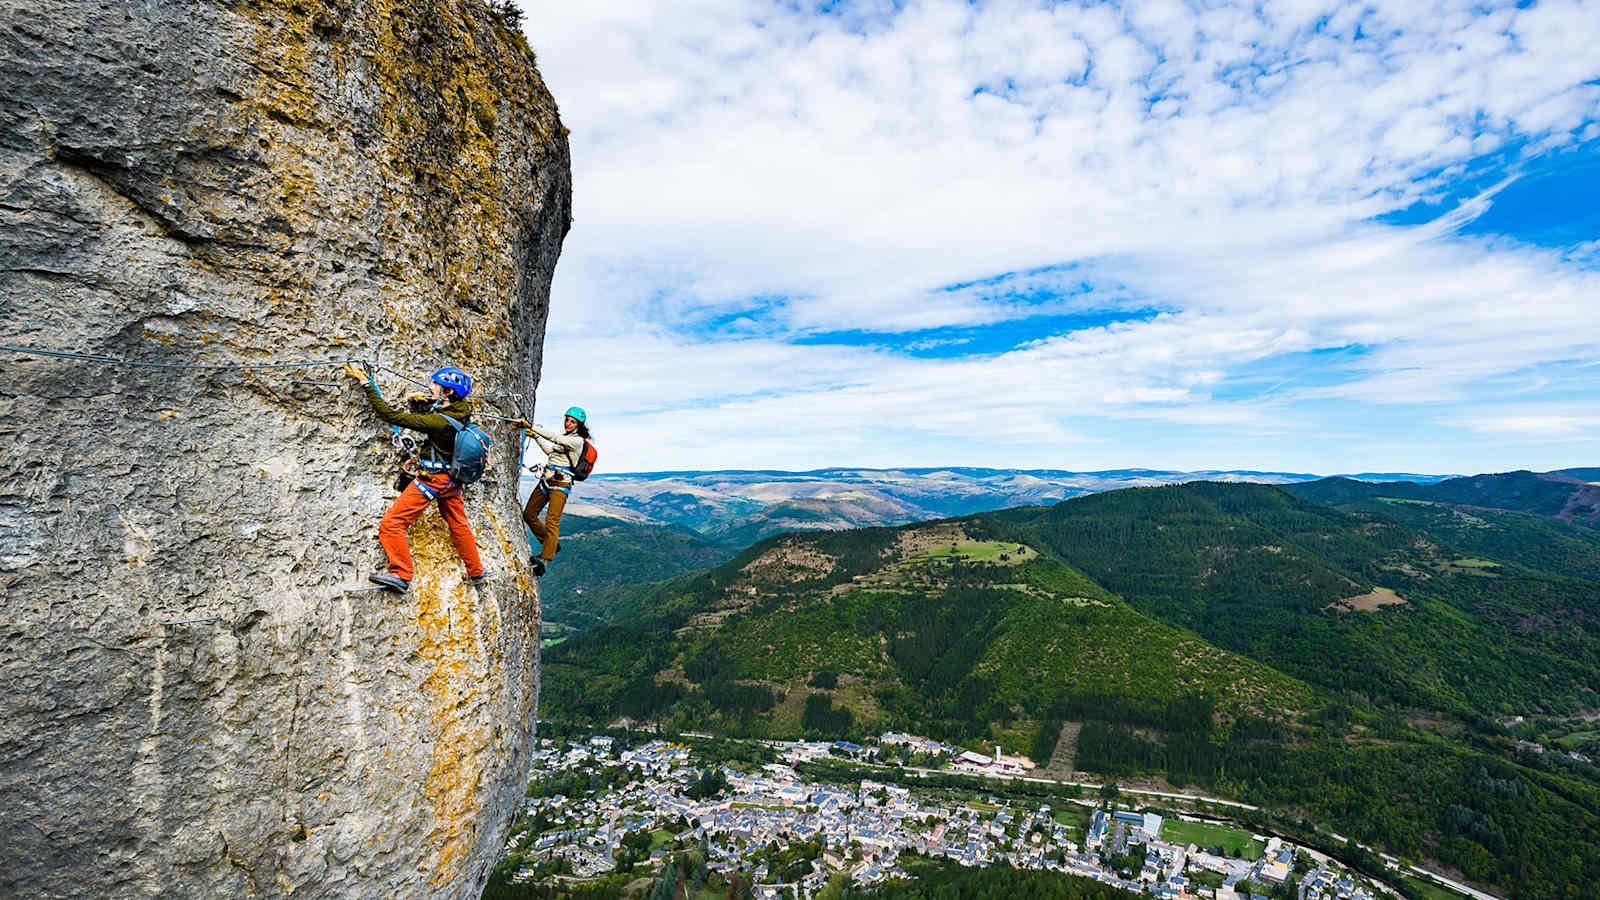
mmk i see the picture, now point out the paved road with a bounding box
[897,765,1262,811]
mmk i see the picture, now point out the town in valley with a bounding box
[494,731,1474,900]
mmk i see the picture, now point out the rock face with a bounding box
[0,2,569,897]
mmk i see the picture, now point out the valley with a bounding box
[537,470,1600,899]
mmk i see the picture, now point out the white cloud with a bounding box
[518,0,1600,471]
[1446,412,1600,437]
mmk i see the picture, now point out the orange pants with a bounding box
[378,472,483,581]
[521,480,567,562]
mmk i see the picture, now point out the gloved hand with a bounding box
[343,362,367,382]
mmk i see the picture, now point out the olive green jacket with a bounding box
[361,383,472,462]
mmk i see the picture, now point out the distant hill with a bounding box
[536,515,741,630]
[1013,481,1600,715]
[542,479,1600,898]
[1554,467,1600,482]
[546,519,1315,742]
[1287,469,1600,526]
[540,468,1456,632]
[550,481,1599,730]
[550,466,1452,555]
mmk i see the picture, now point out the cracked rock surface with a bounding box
[0,2,570,897]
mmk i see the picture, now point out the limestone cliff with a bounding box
[0,2,570,897]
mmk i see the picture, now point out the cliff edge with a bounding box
[0,1,570,897]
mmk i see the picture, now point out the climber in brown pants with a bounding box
[520,406,589,576]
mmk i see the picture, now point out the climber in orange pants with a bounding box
[345,362,489,592]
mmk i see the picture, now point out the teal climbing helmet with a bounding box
[564,406,587,423]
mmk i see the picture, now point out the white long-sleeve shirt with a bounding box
[527,424,584,473]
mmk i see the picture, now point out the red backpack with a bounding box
[571,439,598,481]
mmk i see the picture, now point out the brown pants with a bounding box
[521,480,567,562]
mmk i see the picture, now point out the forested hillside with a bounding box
[544,521,1311,743]
[1012,482,1600,715]
[1284,477,1600,580]
[1287,470,1600,526]
[542,479,1600,898]
[537,515,740,630]
[545,468,1455,634]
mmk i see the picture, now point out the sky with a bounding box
[516,0,1600,475]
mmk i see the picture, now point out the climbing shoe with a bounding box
[529,557,547,577]
[469,571,494,585]
[368,572,410,593]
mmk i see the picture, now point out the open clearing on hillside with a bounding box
[894,524,1034,566]
[1043,721,1082,776]
[1556,730,1597,749]
[910,538,1036,566]
[842,526,1039,594]
[1328,587,1407,613]
[1160,819,1264,859]
[740,540,838,579]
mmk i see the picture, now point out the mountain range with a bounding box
[557,467,1454,537]
[536,467,1453,631]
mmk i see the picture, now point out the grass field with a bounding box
[1159,819,1264,859]
[1555,730,1597,749]
[911,539,1036,566]
[1053,805,1092,836]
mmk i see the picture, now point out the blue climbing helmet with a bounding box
[564,406,587,423]
[432,366,472,398]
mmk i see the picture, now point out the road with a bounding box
[894,764,1262,811]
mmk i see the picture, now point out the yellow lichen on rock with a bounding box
[0,1,569,898]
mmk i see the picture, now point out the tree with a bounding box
[649,861,679,900]
[488,1,522,29]
[810,670,839,689]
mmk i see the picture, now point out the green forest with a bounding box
[860,858,1139,898]
[541,479,1600,898]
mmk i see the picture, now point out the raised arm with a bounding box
[346,364,453,433]
[523,423,583,458]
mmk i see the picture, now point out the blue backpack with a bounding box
[440,415,491,484]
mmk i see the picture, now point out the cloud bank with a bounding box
[518,0,1600,473]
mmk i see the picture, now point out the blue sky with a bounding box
[520,0,1600,474]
